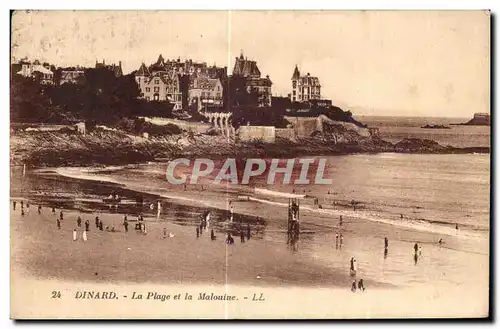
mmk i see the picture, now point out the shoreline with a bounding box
[10,129,490,168]
[10,164,490,318]
[10,200,392,289]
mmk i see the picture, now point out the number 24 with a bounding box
[51,291,61,299]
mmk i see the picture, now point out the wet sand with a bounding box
[11,203,489,318]
[10,166,490,318]
[10,203,386,288]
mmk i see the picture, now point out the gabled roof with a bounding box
[232,57,261,78]
[157,54,165,65]
[300,75,321,87]
[189,77,221,90]
[136,63,150,76]
[292,65,300,80]
[246,77,272,87]
[145,71,179,86]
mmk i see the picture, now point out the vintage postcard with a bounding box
[10,10,490,319]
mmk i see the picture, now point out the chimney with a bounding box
[119,61,122,67]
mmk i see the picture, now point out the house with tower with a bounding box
[231,51,272,107]
[290,65,321,102]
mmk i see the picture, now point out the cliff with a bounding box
[456,113,490,126]
[10,123,489,168]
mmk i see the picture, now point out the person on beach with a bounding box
[77,216,82,227]
[163,228,167,239]
[351,280,357,293]
[340,216,343,226]
[21,201,24,209]
[414,243,418,254]
[38,205,42,215]
[418,245,422,256]
[60,211,64,221]
[26,202,30,213]
[240,231,245,243]
[247,224,251,240]
[73,229,77,241]
[13,201,16,211]
[226,233,234,245]
[211,229,216,241]
[335,233,339,248]
[124,215,128,224]
[99,221,103,231]
[456,224,459,230]
[229,206,234,222]
[384,247,388,259]
[57,218,61,229]
[95,216,100,228]
[52,207,55,215]
[196,227,200,238]
[401,214,403,219]
[85,220,90,232]
[350,257,355,271]
[358,279,365,292]
[384,237,389,249]
[340,233,344,247]
[82,229,87,242]
[184,183,187,191]
[124,220,128,232]
[439,238,443,245]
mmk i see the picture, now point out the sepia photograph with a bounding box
[9,10,490,319]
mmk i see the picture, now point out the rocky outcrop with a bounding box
[456,113,490,126]
[394,138,453,153]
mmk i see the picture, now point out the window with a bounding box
[216,92,221,98]
[145,87,151,92]
[146,96,150,101]
[154,87,159,92]
[155,79,159,84]
[154,94,159,101]
[292,96,296,101]
[292,81,296,88]
[293,90,296,96]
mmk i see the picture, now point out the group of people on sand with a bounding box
[13,200,30,217]
[349,257,365,292]
[195,209,252,246]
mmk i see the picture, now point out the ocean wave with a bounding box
[52,166,487,241]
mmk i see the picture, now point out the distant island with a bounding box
[452,113,490,126]
[420,124,451,129]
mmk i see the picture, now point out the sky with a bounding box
[11,10,490,117]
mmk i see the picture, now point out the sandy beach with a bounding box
[10,204,489,319]
[10,151,490,319]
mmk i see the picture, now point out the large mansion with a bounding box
[135,55,227,110]
[291,65,321,102]
[232,52,272,107]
